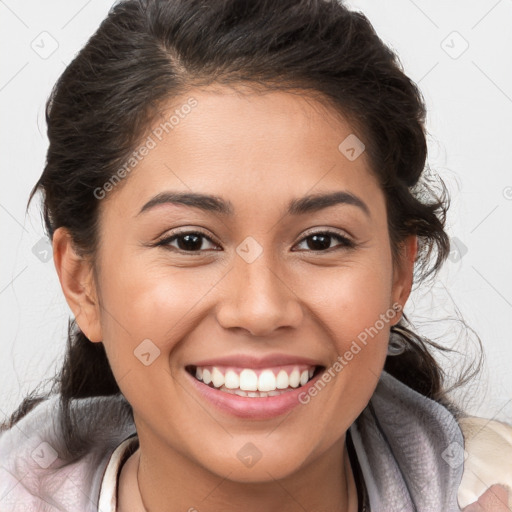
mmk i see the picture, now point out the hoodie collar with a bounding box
[349,370,465,511]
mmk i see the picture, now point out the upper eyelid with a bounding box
[299,226,353,241]
[159,229,218,245]
[292,231,354,251]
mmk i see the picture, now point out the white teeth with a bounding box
[239,369,258,391]
[192,365,318,394]
[211,367,224,388]
[258,369,276,392]
[202,368,212,385]
[289,369,300,388]
[224,370,240,389]
[276,369,289,389]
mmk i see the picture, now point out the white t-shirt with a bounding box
[98,435,139,512]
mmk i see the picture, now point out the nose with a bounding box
[215,252,303,337]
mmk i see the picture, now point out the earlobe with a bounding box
[390,235,418,323]
[52,227,103,342]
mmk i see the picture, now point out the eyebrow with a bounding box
[137,190,370,218]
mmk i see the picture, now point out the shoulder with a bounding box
[0,393,135,511]
[457,415,512,510]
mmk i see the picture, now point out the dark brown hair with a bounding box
[1,0,482,457]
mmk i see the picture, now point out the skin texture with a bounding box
[462,485,511,511]
[52,85,417,512]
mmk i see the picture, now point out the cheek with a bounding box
[293,252,394,393]
[96,255,223,371]
[294,252,394,340]
[276,255,394,455]
[96,272,194,408]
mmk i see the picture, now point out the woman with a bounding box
[1,1,511,511]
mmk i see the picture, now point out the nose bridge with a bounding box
[239,250,284,302]
[216,237,302,336]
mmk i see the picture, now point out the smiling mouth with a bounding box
[185,364,325,398]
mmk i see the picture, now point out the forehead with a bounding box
[101,85,382,218]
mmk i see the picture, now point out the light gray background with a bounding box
[1,1,511,423]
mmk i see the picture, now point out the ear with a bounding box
[390,235,417,325]
[52,227,103,343]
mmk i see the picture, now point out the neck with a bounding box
[118,434,358,512]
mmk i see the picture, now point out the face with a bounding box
[55,85,415,484]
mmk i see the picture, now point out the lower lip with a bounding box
[185,368,324,419]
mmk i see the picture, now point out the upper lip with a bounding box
[188,353,325,369]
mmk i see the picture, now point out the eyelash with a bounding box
[154,229,356,255]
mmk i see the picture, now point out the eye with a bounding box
[154,229,355,255]
[292,230,355,252]
[156,230,220,254]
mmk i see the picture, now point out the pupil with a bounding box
[178,234,202,251]
[308,234,330,251]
